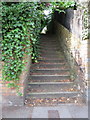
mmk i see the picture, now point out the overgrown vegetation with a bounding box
[82,6,89,40]
[2,2,75,94]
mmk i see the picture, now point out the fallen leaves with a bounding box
[26,86,78,93]
[25,97,80,106]
[65,88,78,92]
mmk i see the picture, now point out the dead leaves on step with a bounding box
[27,87,77,93]
[25,97,79,107]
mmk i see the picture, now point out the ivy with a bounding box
[82,6,89,40]
[2,2,75,94]
[2,3,42,93]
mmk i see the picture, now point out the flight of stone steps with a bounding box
[25,34,82,106]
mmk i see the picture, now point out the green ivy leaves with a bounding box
[2,3,41,91]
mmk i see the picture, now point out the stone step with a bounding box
[31,68,69,70]
[40,51,63,55]
[29,75,71,82]
[39,45,60,48]
[25,34,82,106]
[26,91,80,99]
[39,49,63,53]
[40,54,64,58]
[31,64,69,70]
[28,81,73,84]
[38,59,66,64]
[40,40,57,42]
[25,96,81,106]
[38,57,65,60]
[39,41,59,44]
[40,42,58,45]
[39,43,59,47]
[32,63,67,67]
[40,39,57,41]
[39,56,65,60]
[39,47,60,51]
[30,69,69,75]
[27,83,78,93]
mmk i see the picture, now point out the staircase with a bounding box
[25,34,81,106]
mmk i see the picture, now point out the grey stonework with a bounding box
[54,1,89,104]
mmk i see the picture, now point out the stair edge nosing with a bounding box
[27,91,80,95]
[28,82,73,85]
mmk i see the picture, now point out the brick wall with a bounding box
[2,54,31,106]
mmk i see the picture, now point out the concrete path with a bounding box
[2,104,88,119]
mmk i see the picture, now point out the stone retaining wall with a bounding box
[55,21,87,103]
[54,1,89,103]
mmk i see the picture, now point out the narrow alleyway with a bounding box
[2,2,89,119]
[25,34,81,106]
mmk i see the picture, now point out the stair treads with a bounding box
[28,81,73,84]
[26,91,79,98]
[40,52,63,55]
[40,54,63,56]
[39,47,60,51]
[32,63,67,67]
[25,34,81,106]
[25,96,81,106]
[31,64,69,70]
[38,59,66,64]
[39,45,60,48]
[39,55,65,59]
[27,84,78,93]
[38,57,65,60]
[29,75,70,82]
[40,40,57,42]
[30,70,69,75]
[39,49,61,53]
[39,44,59,47]
[39,42,59,45]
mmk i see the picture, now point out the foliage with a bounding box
[40,1,75,28]
[82,6,89,40]
[2,2,42,93]
[2,1,75,94]
[78,3,89,40]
